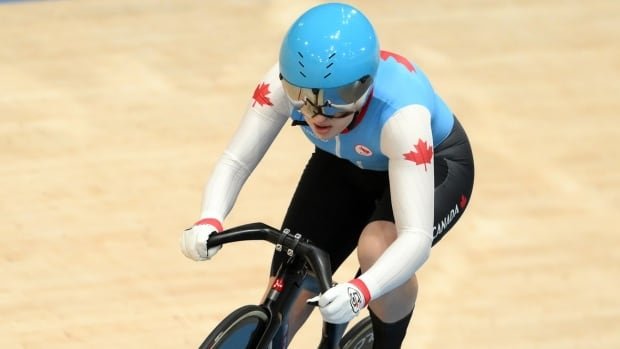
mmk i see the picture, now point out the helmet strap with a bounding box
[291,119,309,127]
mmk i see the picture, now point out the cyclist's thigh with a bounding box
[367,116,474,246]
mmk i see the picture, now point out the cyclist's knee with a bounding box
[368,275,417,323]
[357,220,397,271]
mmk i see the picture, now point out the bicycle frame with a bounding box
[207,223,348,349]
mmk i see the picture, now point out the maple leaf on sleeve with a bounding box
[252,82,273,107]
[403,138,433,171]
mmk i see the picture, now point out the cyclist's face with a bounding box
[303,111,355,140]
[280,75,372,139]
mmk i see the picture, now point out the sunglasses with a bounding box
[280,74,373,119]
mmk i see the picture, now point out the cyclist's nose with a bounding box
[311,113,330,122]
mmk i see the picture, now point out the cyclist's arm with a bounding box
[359,104,434,300]
[200,64,290,222]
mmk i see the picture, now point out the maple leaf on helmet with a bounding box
[403,139,433,171]
[252,82,273,107]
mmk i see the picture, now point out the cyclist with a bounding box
[180,2,474,348]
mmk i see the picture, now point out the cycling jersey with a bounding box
[200,51,472,301]
[290,50,454,171]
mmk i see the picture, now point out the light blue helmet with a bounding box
[279,3,380,89]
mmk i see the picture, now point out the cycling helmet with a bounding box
[279,3,380,89]
[279,3,379,117]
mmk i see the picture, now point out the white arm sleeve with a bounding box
[200,64,290,222]
[358,105,435,300]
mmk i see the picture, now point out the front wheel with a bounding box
[199,305,269,349]
[339,316,373,349]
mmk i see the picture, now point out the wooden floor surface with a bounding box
[1,0,618,348]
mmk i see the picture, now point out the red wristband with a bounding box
[194,218,223,232]
[349,278,371,304]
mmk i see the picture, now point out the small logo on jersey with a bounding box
[252,82,273,107]
[403,138,433,171]
[355,144,373,157]
[434,194,469,238]
[433,203,460,237]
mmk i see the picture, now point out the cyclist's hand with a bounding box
[308,279,370,324]
[179,218,223,261]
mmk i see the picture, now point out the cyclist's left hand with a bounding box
[308,279,370,324]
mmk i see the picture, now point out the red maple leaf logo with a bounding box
[252,82,273,107]
[459,194,468,209]
[403,139,433,171]
[380,50,415,72]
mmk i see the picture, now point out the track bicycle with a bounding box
[198,222,374,349]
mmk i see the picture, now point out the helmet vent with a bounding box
[280,3,378,87]
[323,52,336,79]
[297,51,306,77]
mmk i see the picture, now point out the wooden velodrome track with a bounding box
[1,0,618,348]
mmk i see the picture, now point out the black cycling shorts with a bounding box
[270,116,474,275]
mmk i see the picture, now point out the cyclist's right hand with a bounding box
[179,218,223,261]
